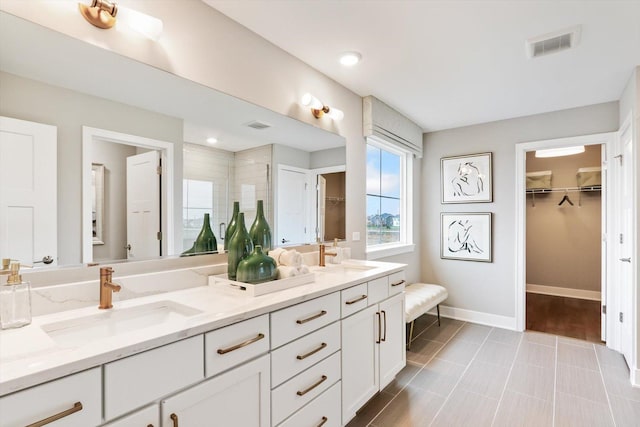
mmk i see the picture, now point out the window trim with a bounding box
[365,136,413,257]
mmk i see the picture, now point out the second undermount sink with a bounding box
[41,301,202,347]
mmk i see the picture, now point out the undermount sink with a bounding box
[41,301,202,347]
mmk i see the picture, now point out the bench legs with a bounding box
[406,305,442,351]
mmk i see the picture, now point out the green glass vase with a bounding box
[249,200,272,252]
[236,245,277,284]
[224,201,240,252]
[227,213,254,280]
[181,213,217,256]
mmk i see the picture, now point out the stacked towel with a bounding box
[270,248,309,278]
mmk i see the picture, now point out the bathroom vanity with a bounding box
[0,260,406,427]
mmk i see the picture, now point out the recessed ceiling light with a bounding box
[339,51,362,67]
[206,137,218,144]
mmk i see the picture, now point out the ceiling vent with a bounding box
[246,120,271,130]
[526,25,581,58]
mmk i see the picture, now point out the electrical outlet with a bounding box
[352,232,361,241]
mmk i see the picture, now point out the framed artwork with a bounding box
[441,152,493,203]
[441,212,492,262]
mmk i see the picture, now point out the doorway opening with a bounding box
[525,144,603,342]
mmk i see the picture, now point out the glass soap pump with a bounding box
[0,262,32,329]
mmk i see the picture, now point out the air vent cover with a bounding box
[526,25,581,58]
[246,120,271,130]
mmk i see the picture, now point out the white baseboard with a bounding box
[527,283,601,301]
[429,305,517,331]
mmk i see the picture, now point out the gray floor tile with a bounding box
[370,385,445,427]
[594,343,628,367]
[609,394,640,427]
[556,363,608,403]
[506,362,555,401]
[487,328,523,347]
[558,336,594,348]
[458,360,510,399]
[435,337,481,365]
[417,318,465,343]
[492,391,553,427]
[382,361,421,396]
[601,363,640,402]
[346,391,395,427]
[410,357,466,397]
[557,342,599,371]
[475,340,518,367]
[516,341,556,368]
[554,392,615,427]
[430,388,498,427]
[453,323,492,343]
[523,331,556,347]
[406,338,444,365]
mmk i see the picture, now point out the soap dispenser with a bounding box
[0,262,32,329]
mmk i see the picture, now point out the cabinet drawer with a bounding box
[271,293,340,349]
[102,404,159,427]
[367,276,388,305]
[271,351,341,426]
[278,381,341,427]
[341,283,369,317]
[205,314,269,378]
[104,335,204,420]
[388,271,406,296]
[271,322,340,387]
[0,368,101,427]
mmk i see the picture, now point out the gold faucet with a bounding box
[319,244,338,267]
[99,267,121,309]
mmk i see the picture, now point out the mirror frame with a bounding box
[91,163,105,246]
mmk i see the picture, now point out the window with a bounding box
[366,138,413,257]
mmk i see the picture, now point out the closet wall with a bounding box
[526,145,602,293]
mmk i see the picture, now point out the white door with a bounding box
[126,151,160,259]
[277,167,310,245]
[379,293,406,389]
[0,116,57,267]
[317,175,326,242]
[161,354,270,427]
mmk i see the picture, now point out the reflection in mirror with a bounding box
[318,171,346,242]
[0,11,346,268]
[91,163,105,246]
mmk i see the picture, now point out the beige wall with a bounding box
[525,145,602,292]
[422,102,618,318]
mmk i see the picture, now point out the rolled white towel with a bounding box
[269,248,286,264]
[277,266,300,279]
[279,250,303,268]
[298,265,310,275]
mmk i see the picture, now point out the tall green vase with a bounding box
[224,201,240,252]
[181,213,217,256]
[236,245,277,284]
[227,213,254,280]
[249,200,272,252]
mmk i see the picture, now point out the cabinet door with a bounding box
[341,304,379,425]
[379,293,406,389]
[161,354,270,427]
[103,404,159,427]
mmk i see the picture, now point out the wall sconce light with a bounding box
[300,93,344,121]
[78,0,163,40]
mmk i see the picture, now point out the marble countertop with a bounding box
[0,259,405,396]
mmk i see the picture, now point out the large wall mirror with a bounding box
[0,12,346,269]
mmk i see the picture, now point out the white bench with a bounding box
[405,283,448,349]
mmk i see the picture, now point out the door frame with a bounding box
[514,132,615,336]
[82,126,174,263]
[311,165,346,242]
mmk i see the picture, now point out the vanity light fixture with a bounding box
[535,145,585,158]
[339,51,362,67]
[300,93,344,121]
[206,137,218,145]
[78,0,163,40]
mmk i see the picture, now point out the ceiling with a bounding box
[205,0,640,132]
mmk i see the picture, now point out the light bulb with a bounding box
[535,146,585,158]
[301,93,323,110]
[117,6,163,40]
[327,107,344,121]
[339,52,362,66]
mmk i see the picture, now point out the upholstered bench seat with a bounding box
[405,283,448,349]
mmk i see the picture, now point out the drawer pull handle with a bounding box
[391,279,406,287]
[296,310,327,324]
[170,413,179,427]
[376,311,381,343]
[345,294,367,305]
[317,416,328,427]
[297,342,328,360]
[381,310,387,342]
[297,375,328,396]
[217,333,265,355]
[26,402,83,427]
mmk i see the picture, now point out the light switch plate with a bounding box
[352,231,361,241]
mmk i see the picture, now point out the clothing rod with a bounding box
[525,186,601,194]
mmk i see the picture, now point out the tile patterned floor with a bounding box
[346,315,640,427]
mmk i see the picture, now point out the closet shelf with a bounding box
[525,185,601,194]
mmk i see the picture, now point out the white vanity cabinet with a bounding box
[160,354,270,427]
[102,404,159,427]
[341,273,406,424]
